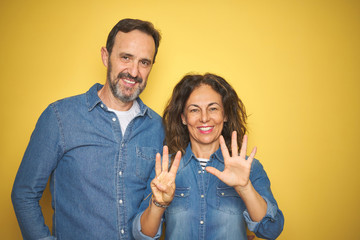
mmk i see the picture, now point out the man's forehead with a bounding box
[113,30,155,58]
[115,30,154,44]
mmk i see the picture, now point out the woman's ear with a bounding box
[181,114,187,125]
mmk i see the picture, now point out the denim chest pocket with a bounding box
[216,186,245,215]
[135,146,157,181]
[166,187,190,214]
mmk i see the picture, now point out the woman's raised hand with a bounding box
[151,146,181,206]
[206,131,257,189]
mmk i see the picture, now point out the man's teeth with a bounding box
[124,79,136,84]
[199,127,213,131]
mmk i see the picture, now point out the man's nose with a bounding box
[128,61,139,77]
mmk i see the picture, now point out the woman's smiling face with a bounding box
[181,84,226,153]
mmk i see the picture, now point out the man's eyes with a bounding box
[140,60,151,67]
[121,56,130,61]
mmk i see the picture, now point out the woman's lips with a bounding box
[197,126,214,134]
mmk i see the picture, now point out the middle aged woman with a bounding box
[132,73,284,240]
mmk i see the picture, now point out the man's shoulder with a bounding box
[146,107,162,120]
[49,84,99,112]
[137,99,162,121]
[50,92,86,110]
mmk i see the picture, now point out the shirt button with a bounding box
[121,229,125,234]
[198,170,201,174]
[100,104,104,108]
[201,194,204,198]
[119,199,123,204]
[180,193,184,197]
[119,171,122,176]
[221,192,225,196]
[112,117,117,122]
[200,220,204,224]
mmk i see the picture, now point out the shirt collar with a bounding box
[86,83,103,111]
[85,83,153,118]
[180,143,224,169]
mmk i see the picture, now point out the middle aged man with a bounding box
[12,18,164,240]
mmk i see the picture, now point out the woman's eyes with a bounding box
[189,107,218,113]
[189,108,199,113]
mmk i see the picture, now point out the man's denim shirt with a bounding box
[133,144,284,240]
[11,84,165,240]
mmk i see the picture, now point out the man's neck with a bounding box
[97,83,134,111]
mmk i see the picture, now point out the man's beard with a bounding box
[107,62,147,103]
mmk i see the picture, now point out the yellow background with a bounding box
[1,0,359,239]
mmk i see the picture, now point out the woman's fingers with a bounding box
[155,153,161,176]
[239,134,248,159]
[153,172,176,194]
[152,147,181,204]
[162,146,169,172]
[153,178,166,192]
[205,166,222,179]
[169,151,181,176]
[219,135,230,160]
[154,148,181,192]
[247,146,257,165]
[231,131,238,157]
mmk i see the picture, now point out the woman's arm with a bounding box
[234,180,267,222]
[206,132,267,221]
[140,146,181,237]
[206,132,284,239]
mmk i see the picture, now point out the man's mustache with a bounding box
[117,73,143,84]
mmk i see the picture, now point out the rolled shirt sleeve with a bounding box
[243,197,284,239]
[243,159,285,239]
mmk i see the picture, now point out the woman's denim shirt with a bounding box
[133,144,284,240]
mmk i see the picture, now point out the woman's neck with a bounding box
[191,141,219,159]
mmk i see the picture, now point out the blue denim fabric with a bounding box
[133,144,284,240]
[12,84,165,240]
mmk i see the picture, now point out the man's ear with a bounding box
[101,47,109,67]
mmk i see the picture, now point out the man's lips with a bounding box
[123,78,136,85]
[117,73,143,84]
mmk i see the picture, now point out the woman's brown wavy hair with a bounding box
[163,73,247,158]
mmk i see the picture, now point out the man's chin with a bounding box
[116,91,140,103]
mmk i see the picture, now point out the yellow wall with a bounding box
[1,0,359,239]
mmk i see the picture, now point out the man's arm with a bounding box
[11,104,63,240]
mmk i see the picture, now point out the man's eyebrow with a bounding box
[120,53,152,64]
[140,57,152,64]
[120,53,134,57]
